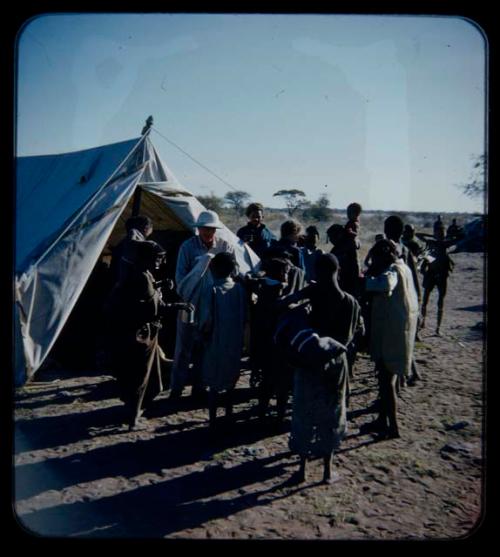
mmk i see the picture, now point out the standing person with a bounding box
[361,239,419,439]
[107,215,172,365]
[402,224,424,260]
[364,234,385,270]
[197,253,247,431]
[302,225,324,284]
[345,202,362,240]
[384,216,421,303]
[419,224,455,336]
[237,202,276,258]
[326,222,361,298]
[170,210,234,400]
[247,257,291,421]
[384,215,422,383]
[272,220,305,271]
[433,215,444,238]
[446,218,463,241]
[344,202,363,294]
[106,241,192,430]
[267,219,305,298]
[278,253,363,484]
[110,215,154,286]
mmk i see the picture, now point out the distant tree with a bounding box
[273,189,308,217]
[458,154,486,199]
[198,192,225,214]
[302,193,332,221]
[224,190,251,215]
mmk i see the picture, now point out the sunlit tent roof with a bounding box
[15,133,259,386]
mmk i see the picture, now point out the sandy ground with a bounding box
[13,252,486,540]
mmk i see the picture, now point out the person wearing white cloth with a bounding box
[170,210,235,399]
[362,239,419,439]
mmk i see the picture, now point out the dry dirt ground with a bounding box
[13,252,486,540]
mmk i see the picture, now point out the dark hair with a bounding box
[305,225,320,237]
[211,252,236,278]
[315,253,339,277]
[246,203,264,218]
[263,245,293,261]
[262,257,289,279]
[326,223,345,241]
[384,215,404,238]
[126,215,153,233]
[280,220,302,238]
[136,240,166,264]
[369,238,398,266]
[347,202,362,217]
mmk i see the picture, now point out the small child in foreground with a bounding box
[197,252,247,431]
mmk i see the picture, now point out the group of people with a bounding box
[103,204,457,484]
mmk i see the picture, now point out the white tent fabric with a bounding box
[15,134,259,386]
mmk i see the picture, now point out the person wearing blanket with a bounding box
[276,253,364,484]
[170,210,234,400]
[197,252,247,430]
[362,239,419,439]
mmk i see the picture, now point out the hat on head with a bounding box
[194,210,223,229]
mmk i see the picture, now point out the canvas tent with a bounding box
[15,133,259,386]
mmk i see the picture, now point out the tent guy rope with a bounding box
[151,127,241,193]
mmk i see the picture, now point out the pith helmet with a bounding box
[194,210,223,229]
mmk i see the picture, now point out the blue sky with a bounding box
[16,13,486,213]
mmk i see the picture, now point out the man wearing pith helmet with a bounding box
[170,210,235,399]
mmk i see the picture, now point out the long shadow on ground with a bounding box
[15,413,291,501]
[16,451,294,538]
[15,370,261,446]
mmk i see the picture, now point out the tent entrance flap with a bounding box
[44,194,194,374]
[15,167,144,385]
[105,189,192,252]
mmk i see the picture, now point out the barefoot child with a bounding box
[277,253,363,483]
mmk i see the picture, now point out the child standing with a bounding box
[302,225,324,284]
[279,253,364,484]
[345,202,362,240]
[197,252,247,430]
[247,257,291,421]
